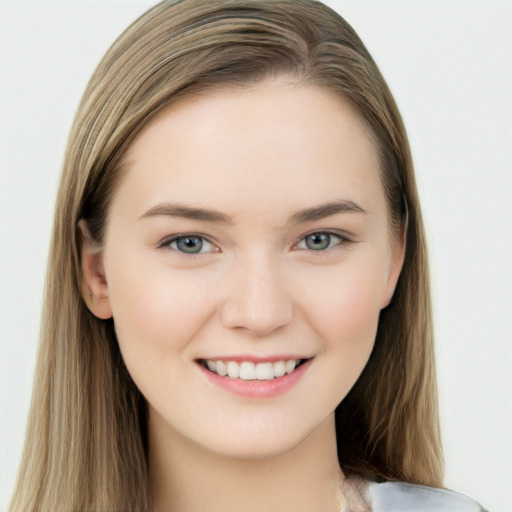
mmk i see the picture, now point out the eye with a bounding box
[296,232,345,251]
[162,235,218,255]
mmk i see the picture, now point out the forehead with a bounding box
[115,82,384,222]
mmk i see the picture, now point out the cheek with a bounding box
[296,262,386,396]
[105,253,216,362]
[322,283,380,371]
[299,263,385,347]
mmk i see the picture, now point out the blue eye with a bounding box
[296,232,344,251]
[166,235,217,254]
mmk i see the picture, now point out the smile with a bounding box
[198,359,309,381]
[197,357,313,398]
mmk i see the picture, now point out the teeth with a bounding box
[217,360,227,376]
[256,362,274,380]
[227,361,240,378]
[273,360,286,378]
[239,362,256,380]
[285,360,296,374]
[203,359,302,380]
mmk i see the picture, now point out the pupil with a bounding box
[306,233,330,250]
[177,237,202,253]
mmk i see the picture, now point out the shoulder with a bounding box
[367,481,488,512]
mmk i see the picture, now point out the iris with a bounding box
[176,236,203,254]
[304,233,331,251]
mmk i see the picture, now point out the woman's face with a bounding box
[84,81,404,459]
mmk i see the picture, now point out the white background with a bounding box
[1,1,511,511]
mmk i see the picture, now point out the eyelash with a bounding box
[158,233,218,256]
[294,230,349,251]
[158,230,350,256]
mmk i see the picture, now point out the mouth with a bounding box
[197,358,311,381]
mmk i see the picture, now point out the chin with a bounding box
[204,435,305,462]
[196,415,331,463]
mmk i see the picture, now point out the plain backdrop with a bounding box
[1,1,511,511]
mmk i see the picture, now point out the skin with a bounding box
[82,80,404,512]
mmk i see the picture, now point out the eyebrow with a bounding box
[288,200,366,224]
[140,203,234,224]
[139,200,366,225]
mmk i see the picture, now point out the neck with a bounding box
[149,412,343,512]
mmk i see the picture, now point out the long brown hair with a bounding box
[9,1,442,510]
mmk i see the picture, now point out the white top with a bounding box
[368,481,488,511]
[337,478,488,511]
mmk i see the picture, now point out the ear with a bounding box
[381,222,406,308]
[78,221,113,320]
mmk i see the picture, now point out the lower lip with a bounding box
[198,359,312,399]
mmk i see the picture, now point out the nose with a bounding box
[220,253,293,337]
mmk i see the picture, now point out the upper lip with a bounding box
[196,354,312,363]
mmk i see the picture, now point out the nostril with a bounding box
[220,298,293,335]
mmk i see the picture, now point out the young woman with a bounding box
[8,1,488,511]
